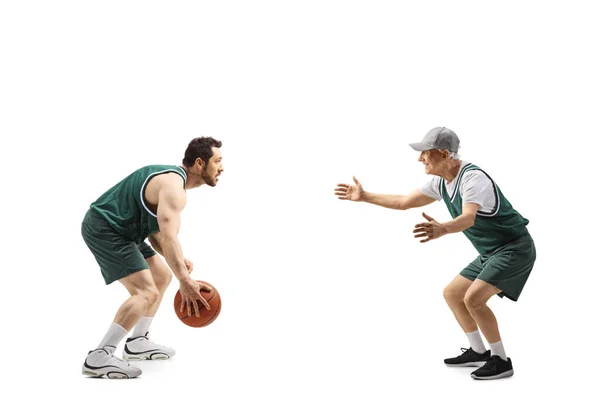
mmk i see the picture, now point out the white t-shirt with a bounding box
[419,161,497,213]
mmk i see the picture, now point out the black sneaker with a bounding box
[471,355,514,380]
[444,347,491,367]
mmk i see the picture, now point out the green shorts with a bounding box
[460,231,536,302]
[81,208,157,285]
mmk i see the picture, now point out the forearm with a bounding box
[148,235,164,256]
[362,192,409,210]
[159,235,191,282]
[442,214,475,234]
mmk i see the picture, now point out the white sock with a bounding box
[97,322,128,349]
[466,330,487,354]
[132,316,153,337]
[489,340,508,361]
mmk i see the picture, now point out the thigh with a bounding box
[82,209,149,285]
[119,269,157,296]
[465,278,502,305]
[446,274,474,297]
[145,254,172,284]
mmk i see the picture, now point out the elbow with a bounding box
[466,216,476,229]
[397,202,409,211]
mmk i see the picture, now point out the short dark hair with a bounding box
[182,137,222,167]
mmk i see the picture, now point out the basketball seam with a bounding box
[205,297,222,325]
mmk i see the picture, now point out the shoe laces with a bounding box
[458,347,473,359]
[482,356,500,370]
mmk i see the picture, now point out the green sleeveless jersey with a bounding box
[90,165,187,244]
[440,163,529,256]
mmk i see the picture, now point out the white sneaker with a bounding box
[82,345,142,379]
[123,332,176,361]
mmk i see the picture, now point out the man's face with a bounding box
[201,147,224,187]
[418,149,444,175]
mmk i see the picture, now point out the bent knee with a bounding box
[443,284,466,304]
[464,292,486,311]
[140,286,160,305]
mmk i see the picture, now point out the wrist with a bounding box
[441,223,450,235]
[177,273,193,284]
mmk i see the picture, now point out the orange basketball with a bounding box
[173,280,221,327]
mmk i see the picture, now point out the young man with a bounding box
[334,127,535,380]
[81,137,224,379]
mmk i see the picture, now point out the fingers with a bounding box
[422,212,435,221]
[337,183,350,188]
[192,299,201,318]
[334,188,350,200]
[353,176,360,185]
[413,224,431,234]
[420,237,432,243]
[198,296,211,311]
[413,223,431,229]
[199,283,213,292]
[414,232,429,238]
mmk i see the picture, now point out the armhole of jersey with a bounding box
[176,166,188,189]
[470,169,501,217]
[140,169,187,218]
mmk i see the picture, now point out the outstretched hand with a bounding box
[413,212,447,243]
[334,176,365,201]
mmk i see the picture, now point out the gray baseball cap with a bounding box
[409,127,460,152]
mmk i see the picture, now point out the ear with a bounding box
[195,158,205,170]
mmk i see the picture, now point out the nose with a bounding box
[418,151,425,162]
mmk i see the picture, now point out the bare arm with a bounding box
[442,202,479,233]
[413,203,480,242]
[155,176,210,314]
[363,189,436,210]
[155,179,190,282]
[148,234,164,256]
[335,177,436,210]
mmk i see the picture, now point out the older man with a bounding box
[334,127,535,380]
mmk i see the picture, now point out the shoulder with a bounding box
[462,169,487,181]
[461,167,494,191]
[419,175,443,200]
[150,172,187,207]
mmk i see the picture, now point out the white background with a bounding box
[1,1,598,399]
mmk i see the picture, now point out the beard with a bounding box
[202,170,217,187]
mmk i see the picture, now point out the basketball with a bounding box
[173,280,221,327]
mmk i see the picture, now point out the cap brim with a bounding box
[409,142,435,151]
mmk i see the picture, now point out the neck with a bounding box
[181,165,205,189]
[439,159,462,182]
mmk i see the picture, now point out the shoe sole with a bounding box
[445,361,487,367]
[82,365,142,379]
[471,370,514,380]
[123,352,173,361]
